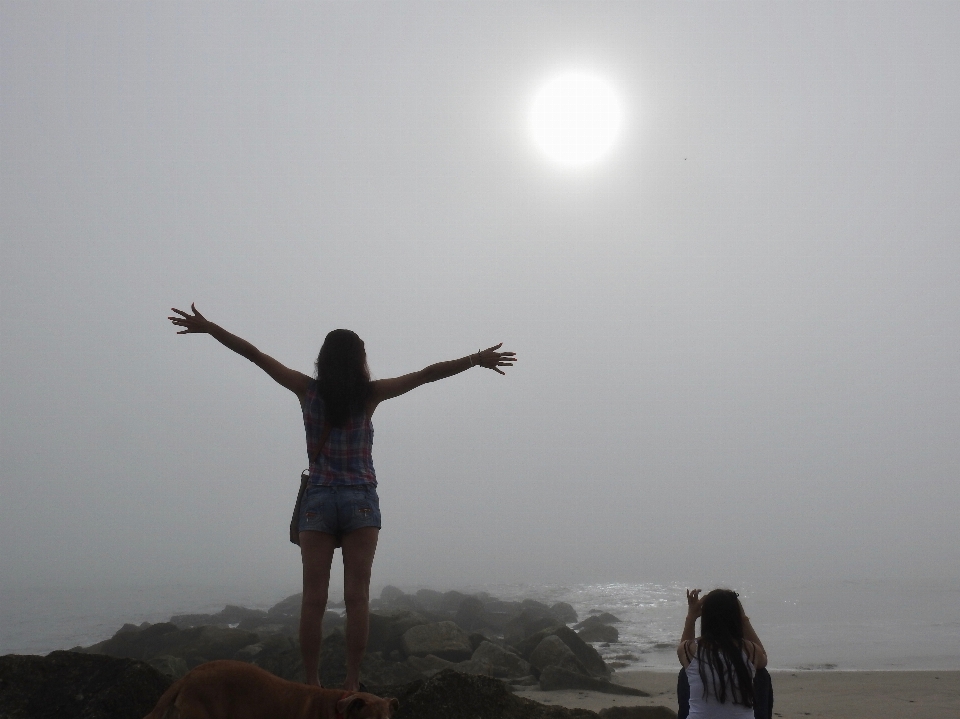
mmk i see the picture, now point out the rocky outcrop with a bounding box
[54,585,617,696]
[402,622,474,662]
[538,666,649,696]
[0,651,171,719]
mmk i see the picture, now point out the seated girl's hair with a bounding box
[696,588,754,707]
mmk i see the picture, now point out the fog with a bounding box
[2,2,959,597]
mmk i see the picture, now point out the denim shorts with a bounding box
[298,483,382,540]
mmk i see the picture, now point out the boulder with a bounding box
[513,626,609,678]
[368,610,429,656]
[550,602,579,624]
[587,612,622,624]
[439,591,470,614]
[250,635,303,682]
[402,622,473,662]
[386,668,598,719]
[414,589,446,612]
[528,636,587,676]
[455,596,487,631]
[538,666,650,696]
[472,641,531,679]
[406,654,455,677]
[574,615,621,631]
[504,613,562,644]
[552,626,610,678]
[318,630,348,687]
[145,654,188,680]
[266,593,302,622]
[0,651,171,719]
[452,658,495,677]
[599,708,677,719]
[360,653,425,686]
[577,625,619,644]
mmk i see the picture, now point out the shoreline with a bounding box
[514,670,960,719]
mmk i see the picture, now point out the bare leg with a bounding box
[340,527,379,691]
[299,530,338,686]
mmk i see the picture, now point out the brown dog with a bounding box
[143,660,399,719]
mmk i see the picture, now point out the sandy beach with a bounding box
[513,670,960,719]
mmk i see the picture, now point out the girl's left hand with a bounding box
[686,588,704,619]
[476,343,517,375]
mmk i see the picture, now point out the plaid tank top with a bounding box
[301,379,376,486]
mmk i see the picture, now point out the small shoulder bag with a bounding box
[289,422,331,546]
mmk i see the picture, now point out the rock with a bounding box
[508,675,539,687]
[468,632,490,652]
[439,591,469,614]
[318,629,348,687]
[250,635,303,682]
[528,636,587,676]
[360,653,426,686]
[472,641,532,679]
[586,611,622,623]
[387,668,598,719]
[550,602,578,624]
[452,658,495,677]
[414,589,445,612]
[381,586,408,604]
[577,625,619,643]
[520,599,556,620]
[0,650,171,719]
[504,613,563,644]
[266,593,302,622]
[170,604,268,630]
[379,586,418,610]
[574,615,621,631]
[233,643,263,660]
[145,654,189,680]
[538,666,650,696]
[368,610,429,656]
[598,707,677,719]
[406,654,454,677]
[552,626,610,678]
[513,626,608,679]
[455,596,487,631]
[401,621,473,662]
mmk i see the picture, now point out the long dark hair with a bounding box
[696,589,754,707]
[315,329,371,427]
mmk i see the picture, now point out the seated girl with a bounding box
[676,588,770,719]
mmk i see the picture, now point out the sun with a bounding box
[529,71,623,167]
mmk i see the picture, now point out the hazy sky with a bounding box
[3,1,959,594]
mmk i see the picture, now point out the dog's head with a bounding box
[336,692,399,719]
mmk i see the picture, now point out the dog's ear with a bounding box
[388,697,399,715]
[336,694,366,718]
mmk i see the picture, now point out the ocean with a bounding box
[2,578,958,671]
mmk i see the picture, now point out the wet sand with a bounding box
[512,670,960,719]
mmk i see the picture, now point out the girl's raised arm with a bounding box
[169,303,311,398]
[369,343,516,408]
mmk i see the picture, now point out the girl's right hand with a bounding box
[686,588,703,618]
[169,303,213,334]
